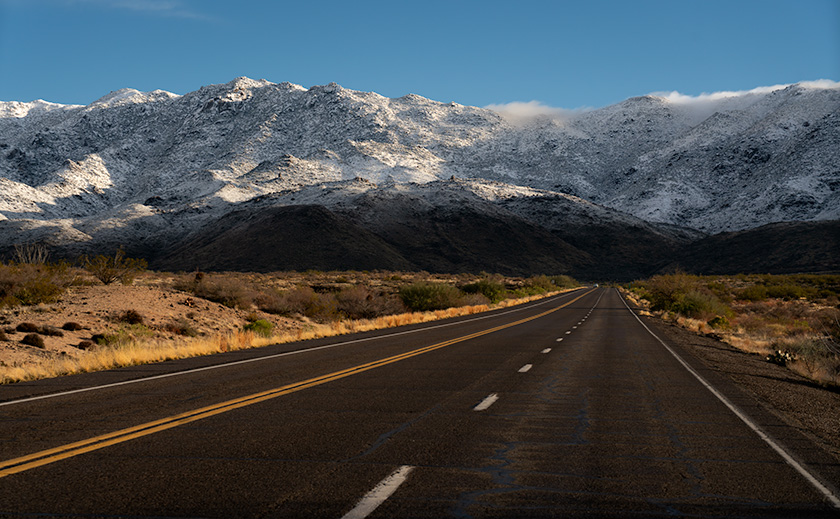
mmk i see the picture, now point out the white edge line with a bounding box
[518,364,533,373]
[474,393,499,411]
[0,290,588,408]
[341,465,414,519]
[616,288,840,509]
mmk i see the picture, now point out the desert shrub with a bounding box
[91,324,153,347]
[736,285,769,302]
[243,319,274,337]
[21,333,45,348]
[634,273,732,320]
[16,322,39,333]
[81,249,147,285]
[0,330,7,341]
[525,275,555,292]
[16,322,63,336]
[461,278,507,304]
[0,262,75,307]
[164,319,199,337]
[39,326,64,337]
[76,340,95,350]
[707,315,730,329]
[13,243,50,265]
[62,322,84,331]
[335,286,405,319]
[549,275,579,289]
[460,292,491,306]
[399,283,463,312]
[282,287,340,321]
[175,275,260,310]
[114,309,144,325]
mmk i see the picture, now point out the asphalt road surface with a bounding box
[1,287,838,518]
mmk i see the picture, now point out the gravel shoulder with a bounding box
[638,306,840,462]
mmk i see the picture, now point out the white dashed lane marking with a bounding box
[474,393,499,411]
[518,364,533,373]
[341,465,414,519]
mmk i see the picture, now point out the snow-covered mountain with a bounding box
[1,77,837,276]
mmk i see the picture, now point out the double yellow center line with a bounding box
[0,289,594,478]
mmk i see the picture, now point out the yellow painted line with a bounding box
[0,288,596,478]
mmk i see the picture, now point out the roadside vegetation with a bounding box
[0,248,580,383]
[626,273,840,388]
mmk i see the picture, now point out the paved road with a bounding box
[1,287,838,518]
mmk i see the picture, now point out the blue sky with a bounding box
[0,0,837,109]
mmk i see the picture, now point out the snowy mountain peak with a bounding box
[225,76,273,91]
[0,99,80,119]
[90,88,179,109]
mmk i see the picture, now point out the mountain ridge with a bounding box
[1,78,838,278]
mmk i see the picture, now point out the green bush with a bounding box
[549,275,579,289]
[399,283,463,312]
[243,319,273,337]
[461,278,507,303]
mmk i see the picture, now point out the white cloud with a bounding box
[2,0,213,20]
[653,79,840,105]
[484,100,589,124]
[650,80,840,123]
[99,0,209,20]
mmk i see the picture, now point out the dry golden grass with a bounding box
[0,291,567,384]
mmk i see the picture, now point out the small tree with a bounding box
[82,248,147,285]
[13,243,50,265]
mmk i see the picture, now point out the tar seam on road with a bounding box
[0,289,596,479]
[340,465,414,519]
[0,288,590,409]
[617,288,840,509]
